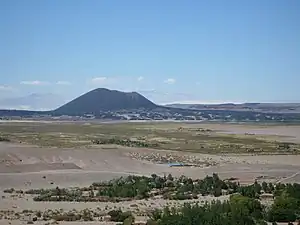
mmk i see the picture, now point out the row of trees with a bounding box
[96,173,241,200]
[146,194,300,225]
[19,174,300,203]
[13,173,238,202]
[145,179,300,224]
[7,173,300,223]
[147,195,265,225]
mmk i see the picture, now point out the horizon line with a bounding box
[160,101,300,105]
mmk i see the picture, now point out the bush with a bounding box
[147,220,158,225]
[0,137,10,142]
[3,188,15,194]
[27,173,243,202]
[122,215,134,225]
[92,138,159,148]
[267,196,300,222]
[108,209,133,222]
[153,200,263,225]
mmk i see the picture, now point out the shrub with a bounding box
[147,220,158,225]
[3,188,14,194]
[123,215,134,225]
[108,210,134,222]
[0,137,10,142]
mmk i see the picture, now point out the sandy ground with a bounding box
[1,141,300,224]
[1,142,300,189]
[198,123,300,143]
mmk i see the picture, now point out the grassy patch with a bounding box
[0,122,299,154]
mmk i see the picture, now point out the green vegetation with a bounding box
[108,209,134,223]
[146,196,265,225]
[3,188,15,193]
[23,173,299,209]
[145,178,300,224]
[51,209,94,222]
[92,137,159,148]
[0,208,134,223]
[6,174,300,207]
[0,136,10,142]
[3,173,300,224]
[19,174,238,202]
[266,183,300,222]
[1,122,299,153]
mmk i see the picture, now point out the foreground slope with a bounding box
[54,88,157,115]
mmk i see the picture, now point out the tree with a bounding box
[146,220,158,225]
[213,187,222,197]
[257,220,268,225]
[149,209,162,221]
[123,216,134,225]
[267,196,298,222]
[262,182,268,193]
[254,181,262,194]
[167,174,174,181]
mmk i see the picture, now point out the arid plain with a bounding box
[1,121,300,224]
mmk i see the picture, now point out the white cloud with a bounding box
[56,81,71,85]
[90,77,108,84]
[164,78,176,84]
[0,85,15,91]
[20,80,50,85]
[138,88,156,93]
[18,105,31,110]
[137,76,144,81]
[88,77,120,87]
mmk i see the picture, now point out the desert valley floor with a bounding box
[1,122,300,224]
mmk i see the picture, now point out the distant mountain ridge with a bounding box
[166,103,300,114]
[54,88,157,115]
[0,93,66,111]
[1,88,300,123]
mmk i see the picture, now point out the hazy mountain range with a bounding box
[0,93,67,111]
[1,89,300,115]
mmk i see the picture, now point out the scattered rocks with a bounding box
[128,152,218,167]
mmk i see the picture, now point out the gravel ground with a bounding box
[1,141,300,224]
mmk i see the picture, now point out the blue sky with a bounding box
[0,0,300,109]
